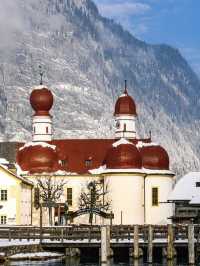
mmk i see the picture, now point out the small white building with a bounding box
[169,172,200,223]
[0,159,33,225]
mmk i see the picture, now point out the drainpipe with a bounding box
[144,174,147,224]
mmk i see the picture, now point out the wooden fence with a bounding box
[0,224,199,264]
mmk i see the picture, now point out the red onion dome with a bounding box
[140,145,169,170]
[114,88,137,116]
[17,143,58,174]
[30,86,53,116]
[105,142,142,169]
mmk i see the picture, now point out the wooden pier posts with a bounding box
[188,224,195,265]
[39,204,43,244]
[148,225,153,264]
[167,224,174,260]
[101,225,110,263]
[133,225,139,259]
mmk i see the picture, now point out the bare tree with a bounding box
[79,180,110,225]
[36,177,67,226]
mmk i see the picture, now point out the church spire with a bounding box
[124,80,128,94]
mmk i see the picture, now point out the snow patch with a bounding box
[169,172,200,202]
[19,142,56,151]
[112,138,133,147]
[15,163,29,176]
[190,194,200,204]
[33,85,49,90]
[89,165,106,175]
[53,170,77,176]
[137,141,159,148]
[0,158,9,164]
[9,252,63,259]
[119,93,127,98]
[90,166,173,175]
[0,239,40,247]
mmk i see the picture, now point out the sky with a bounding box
[93,0,200,77]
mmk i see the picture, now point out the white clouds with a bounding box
[94,0,151,37]
[0,0,66,53]
[97,1,151,17]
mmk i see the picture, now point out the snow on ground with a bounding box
[9,252,63,259]
[0,239,39,247]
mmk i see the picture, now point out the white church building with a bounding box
[15,81,175,226]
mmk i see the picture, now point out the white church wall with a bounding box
[145,175,174,224]
[29,175,102,226]
[105,173,144,224]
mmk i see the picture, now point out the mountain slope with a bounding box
[0,0,200,176]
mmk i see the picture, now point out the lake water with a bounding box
[8,257,190,266]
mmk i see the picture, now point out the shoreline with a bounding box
[8,251,65,261]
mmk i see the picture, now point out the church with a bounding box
[15,81,175,226]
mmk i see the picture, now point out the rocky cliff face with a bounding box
[0,0,200,175]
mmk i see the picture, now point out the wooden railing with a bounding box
[0,224,198,243]
[1,224,199,264]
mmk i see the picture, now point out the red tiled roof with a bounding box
[17,138,151,174]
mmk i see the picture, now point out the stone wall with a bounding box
[0,244,42,257]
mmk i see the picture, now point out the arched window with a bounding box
[46,127,49,133]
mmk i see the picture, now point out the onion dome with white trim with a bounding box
[114,81,137,116]
[17,142,58,174]
[104,138,142,169]
[139,143,169,170]
[30,85,53,116]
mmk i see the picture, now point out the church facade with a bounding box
[15,82,175,226]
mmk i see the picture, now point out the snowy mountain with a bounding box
[0,0,200,176]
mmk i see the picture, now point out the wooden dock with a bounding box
[0,224,199,264]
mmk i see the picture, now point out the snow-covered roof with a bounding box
[33,85,49,90]
[16,164,78,176]
[119,93,126,98]
[190,195,200,204]
[31,170,78,176]
[89,166,173,175]
[137,141,159,148]
[0,158,9,164]
[19,141,56,151]
[112,138,133,148]
[168,172,200,203]
[0,164,33,186]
